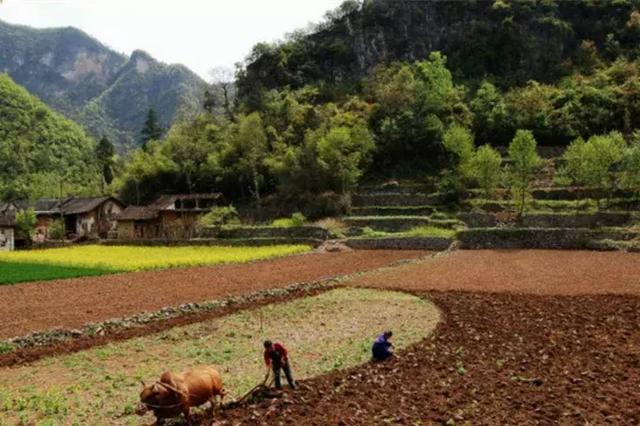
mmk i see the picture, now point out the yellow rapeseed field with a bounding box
[0,244,311,271]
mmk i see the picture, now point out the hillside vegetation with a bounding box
[111,0,640,213]
[0,74,100,199]
[4,1,640,213]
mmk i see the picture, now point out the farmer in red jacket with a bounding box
[263,340,297,390]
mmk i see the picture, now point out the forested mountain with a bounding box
[0,20,206,152]
[0,74,100,199]
[113,0,640,211]
[238,0,640,105]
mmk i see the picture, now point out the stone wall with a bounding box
[200,225,331,240]
[351,206,435,216]
[457,228,639,250]
[459,212,633,229]
[458,212,498,228]
[0,227,14,251]
[519,212,632,228]
[101,238,323,247]
[532,188,636,201]
[344,217,459,232]
[352,193,442,207]
[345,237,453,251]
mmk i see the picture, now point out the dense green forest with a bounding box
[0,74,100,199]
[4,0,640,217]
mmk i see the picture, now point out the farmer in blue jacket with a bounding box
[372,331,394,361]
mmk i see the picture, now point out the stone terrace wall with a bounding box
[458,228,640,250]
[200,226,331,240]
[345,237,453,251]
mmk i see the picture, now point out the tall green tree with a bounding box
[140,108,164,149]
[233,113,269,219]
[471,145,502,198]
[95,136,115,193]
[470,81,509,144]
[621,133,640,195]
[317,124,374,194]
[162,117,220,194]
[442,125,475,194]
[508,130,541,215]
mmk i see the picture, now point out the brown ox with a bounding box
[137,366,225,425]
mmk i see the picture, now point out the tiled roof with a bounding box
[62,197,124,215]
[115,206,159,221]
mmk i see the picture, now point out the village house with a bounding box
[116,193,223,239]
[61,197,125,239]
[0,215,16,251]
[0,196,125,240]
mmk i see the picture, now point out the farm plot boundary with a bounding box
[0,250,432,366]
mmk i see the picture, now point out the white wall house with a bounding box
[0,221,15,252]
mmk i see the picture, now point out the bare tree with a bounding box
[209,66,235,120]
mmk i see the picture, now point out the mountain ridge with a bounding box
[0,19,206,152]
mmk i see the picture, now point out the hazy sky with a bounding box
[0,0,345,80]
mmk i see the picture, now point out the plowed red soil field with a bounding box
[0,250,427,339]
[213,250,640,425]
[351,249,640,295]
[220,291,640,425]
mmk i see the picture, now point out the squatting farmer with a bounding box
[263,340,297,390]
[372,331,394,361]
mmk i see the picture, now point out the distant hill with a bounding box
[0,73,99,198]
[0,20,206,152]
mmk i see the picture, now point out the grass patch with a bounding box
[0,288,439,425]
[271,212,306,228]
[360,225,455,239]
[0,245,311,282]
[0,261,113,285]
[403,225,456,238]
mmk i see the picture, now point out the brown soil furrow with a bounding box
[0,250,427,338]
[219,291,640,425]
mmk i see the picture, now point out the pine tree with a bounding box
[140,108,164,149]
[95,136,115,192]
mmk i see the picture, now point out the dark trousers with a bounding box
[273,361,295,389]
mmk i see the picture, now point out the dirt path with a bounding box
[220,291,640,425]
[351,249,640,295]
[0,250,427,339]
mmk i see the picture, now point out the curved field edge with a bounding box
[0,245,312,284]
[0,288,440,425]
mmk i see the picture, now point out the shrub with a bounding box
[48,219,65,241]
[199,206,239,228]
[15,208,36,242]
[272,212,307,227]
